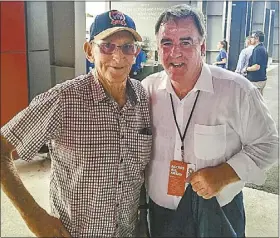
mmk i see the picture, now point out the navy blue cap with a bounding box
[89,10,142,42]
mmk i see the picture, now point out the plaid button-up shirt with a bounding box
[1,72,152,237]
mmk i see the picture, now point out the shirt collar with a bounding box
[157,63,214,94]
[194,63,214,94]
[157,71,173,93]
[90,70,139,106]
[126,79,140,107]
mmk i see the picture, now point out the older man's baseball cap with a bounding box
[89,10,142,42]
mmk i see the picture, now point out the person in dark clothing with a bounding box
[246,31,268,95]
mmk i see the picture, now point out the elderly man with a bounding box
[1,10,152,237]
[142,4,277,237]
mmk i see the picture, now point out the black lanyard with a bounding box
[170,90,200,159]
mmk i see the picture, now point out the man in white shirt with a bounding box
[235,36,255,76]
[142,4,278,237]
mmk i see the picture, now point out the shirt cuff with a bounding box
[226,151,266,185]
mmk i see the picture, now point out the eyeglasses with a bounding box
[92,41,139,55]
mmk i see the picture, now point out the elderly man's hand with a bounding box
[25,207,71,238]
[186,163,240,199]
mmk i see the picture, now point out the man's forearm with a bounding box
[247,64,260,72]
[1,138,41,221]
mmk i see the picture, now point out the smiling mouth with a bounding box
[170,63,184,68]
[111,66,125,70]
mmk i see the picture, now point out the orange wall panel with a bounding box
[1,2,28,126]
[1,2,27,52]
[1,53,28,126]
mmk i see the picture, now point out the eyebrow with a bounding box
[160,38,172,44]
[180,37,194,43]
[160,37,194,44]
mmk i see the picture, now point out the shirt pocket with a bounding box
[136,133,153,168]
[194,124,226,160]
[127,130,152,175]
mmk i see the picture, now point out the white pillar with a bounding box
[75,2,86,76]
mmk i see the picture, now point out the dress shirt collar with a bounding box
[158,63,214,94]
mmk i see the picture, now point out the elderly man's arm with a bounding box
[1,135,71,237]
[1,135,38,217]
[0,84,73,237]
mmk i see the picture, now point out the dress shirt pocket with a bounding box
[194,124,226,160]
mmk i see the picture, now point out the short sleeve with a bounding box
[220,50,227,59]
[1,86,62,161]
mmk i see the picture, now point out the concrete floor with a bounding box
[1,65,279,237]
[1,157,278,237]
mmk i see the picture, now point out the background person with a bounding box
[235,36,255,76]
[246,31,268,95]
[130,48,147,77]
[213,40,228,69]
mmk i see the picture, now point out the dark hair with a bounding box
[220,40,228,51]
[155,4,206,40]
[251,30,265,43]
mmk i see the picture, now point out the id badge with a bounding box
[167,160,196,196]
[167,160,187,196]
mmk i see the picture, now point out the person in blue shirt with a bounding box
[130,49,147,76]
[245,31,268,95]
[213,40,228,69]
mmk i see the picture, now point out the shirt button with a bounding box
[120,158,123,163]
[116,223,119,228]
[118,181,122,185]
[116,203,119,207]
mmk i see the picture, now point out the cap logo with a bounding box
[109,11,127,26]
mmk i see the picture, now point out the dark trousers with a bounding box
[149,185,245,237]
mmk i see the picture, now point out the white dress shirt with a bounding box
[142,63,278,208]
[235,45,254,75]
